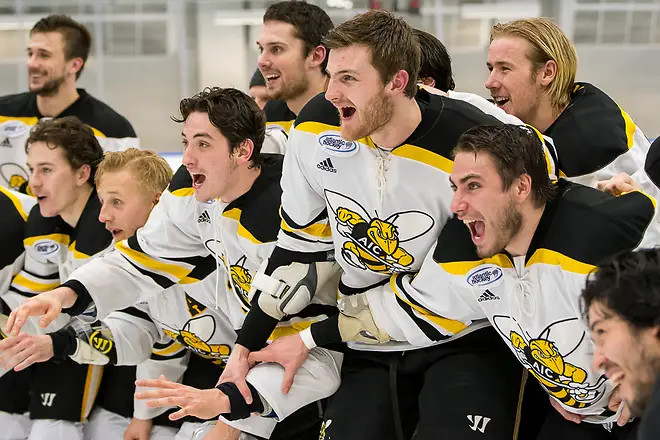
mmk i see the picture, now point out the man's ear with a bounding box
[538,60,558,87]
[389,69,410,96]
[233,139,255,165]
[77,164,91,186]
[308,45,328,70]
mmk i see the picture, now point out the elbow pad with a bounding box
[251,261,340,320]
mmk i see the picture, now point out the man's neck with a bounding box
[527,97,568,134]
[285,71,328,115]
[36,84,79,117]
[60,184,93,228]
[504,204,546,258]
[371,97,421,149]
[218,166,262,205]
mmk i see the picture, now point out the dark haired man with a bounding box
[258,1,334,137]
[414,27,524,125]
[583,249,660,440]
[225,10,539,440]
[0,14,138,193]
[292,124,658,438]
[0,116,112,440]
[4,88,340,439]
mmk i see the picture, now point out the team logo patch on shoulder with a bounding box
[318,131,358,157]
[33,239,60,256]
[466,265,503,287]
[0,120,29,138]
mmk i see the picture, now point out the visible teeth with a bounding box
[463,219,476,225]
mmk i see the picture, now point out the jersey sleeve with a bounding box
[63,187,215,319]
[275,123,334,255]
[0,188,34,295]
[102,305,169,365]
[235,119,335,351]
[366,245,484,347]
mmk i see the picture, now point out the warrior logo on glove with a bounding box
[325,190,434,274]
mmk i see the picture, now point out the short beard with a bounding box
[340,90,393,142]
[627,352,660,416]
[266,72,309,102]
[477,198,522,258]
[30,74,66,97]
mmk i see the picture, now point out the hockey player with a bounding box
[0,187,36,440]
[0,148,326,440]
[258,1,334,137]
[3,116,111,440]
[583,250,660,440]
[205,10,538,440]
[2,87,341,439]
[485,18,650,187]
[0,15,138,193]
[414,28,526,125]
[269,124,656,438]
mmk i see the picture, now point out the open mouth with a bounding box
[264,73,280,85]
[110,229,123,239]
[192,173,206,189]
[464,219,485,244]
[340,106,356,120]
[492,97,510,108]
[36,195,47,202]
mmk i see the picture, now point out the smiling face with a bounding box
[589,302,660,416]
[27,31,79,96]
[450,150,523,258]
[27,141,88,218]
[97,169,157,242]
[324,45,394,142]
[485,36,546,123]
[181,111,239,203]
[257,21,310,102]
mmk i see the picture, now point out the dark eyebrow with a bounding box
[182,132,214,140]
[459,173,481,184]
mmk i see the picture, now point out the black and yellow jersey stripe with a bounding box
[264,99,297,135]
[545,82,643,178]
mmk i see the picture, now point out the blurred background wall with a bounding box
[1,0,658,155]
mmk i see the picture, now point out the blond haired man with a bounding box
[486,18,650,188]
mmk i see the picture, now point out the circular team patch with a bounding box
[317,131,359,157]
[0,120,29,138]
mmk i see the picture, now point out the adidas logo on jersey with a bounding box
[477,289,500,302]
[197,211,211,224]
[0,138,11,148]
[317,158,337,173]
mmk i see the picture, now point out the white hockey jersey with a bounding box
[241,88,553,352]
[0,89,139,192]
[364,180,659,422]
[544,82,650,188]
[1,191,112,418]
[63,154,336,338]
[0,187,35,298]
[4,190,113,332]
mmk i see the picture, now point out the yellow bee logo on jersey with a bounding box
[493,315,607,409]
[161,315,231,365]
[0,163,29,194]
[229,255,252,304]
[324,190,434,274]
